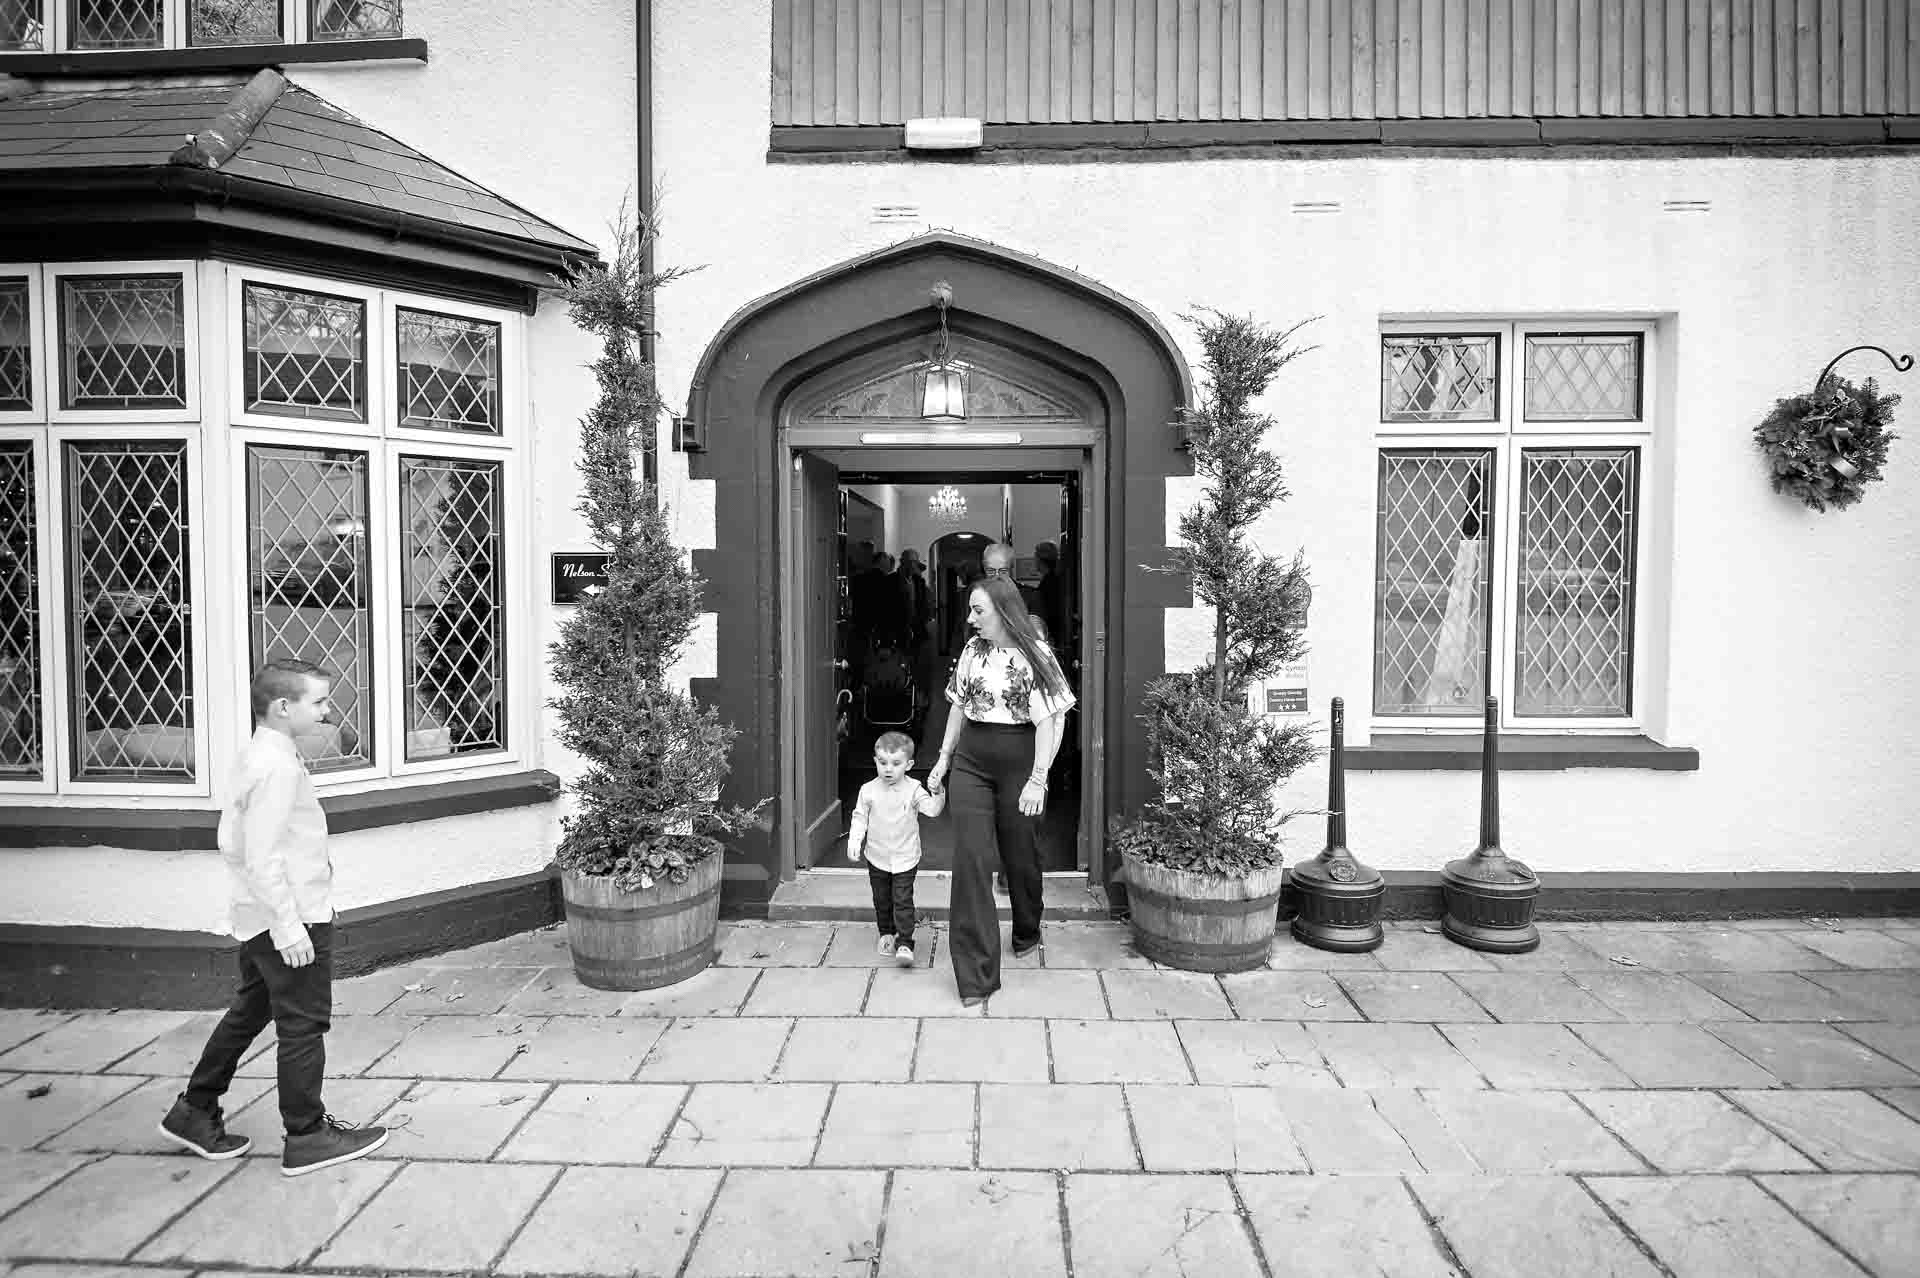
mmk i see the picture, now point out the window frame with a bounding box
[383,289,518,451]
[47,261,201,427]
[0,265,46,423]
[227,266,384,436]
[19,0,388,53]
[0,426,57,794]
[1373,319,1657,735]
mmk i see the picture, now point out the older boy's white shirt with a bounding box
[218,727,333,948]
[850,777,943,873]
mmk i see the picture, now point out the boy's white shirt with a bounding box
[218,726,334,948]
[848,776,945,873]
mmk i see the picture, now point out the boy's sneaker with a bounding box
[282,1114,388,1177]
[157,1094,250,1160]
[893,944,915,967]
[876,933,897,957]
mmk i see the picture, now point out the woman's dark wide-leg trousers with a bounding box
[947,721,1043,1000]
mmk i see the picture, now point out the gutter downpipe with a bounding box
[639,0,659,487]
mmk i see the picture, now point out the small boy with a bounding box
[158,659,388,1177]
[847,730,945,967]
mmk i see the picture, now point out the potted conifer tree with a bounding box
[1111,310,1318,973]
[548,207,761,990]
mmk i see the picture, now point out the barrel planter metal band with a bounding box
[560,854,723,991]
[1122,851,1287,974]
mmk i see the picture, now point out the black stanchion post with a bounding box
[1288,697,1385,953]
[1439,696,1540,952]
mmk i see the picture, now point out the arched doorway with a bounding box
[685,232,1194,912]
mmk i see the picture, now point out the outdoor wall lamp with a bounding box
[920,280,968,422]
[1168,406,1199,451]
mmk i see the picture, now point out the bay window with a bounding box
[0,0,400,53]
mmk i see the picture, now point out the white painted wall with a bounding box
[650,0,1920,875]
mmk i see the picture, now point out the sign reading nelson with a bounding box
[550,552,611,605]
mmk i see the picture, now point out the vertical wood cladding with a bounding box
[772,0,1917,123]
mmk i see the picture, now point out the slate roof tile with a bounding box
[235,139,329,173]
[283,168,378,202]
[315,152,404,191]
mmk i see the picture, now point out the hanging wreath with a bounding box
[1753,374,1901,513]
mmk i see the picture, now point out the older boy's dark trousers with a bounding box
[867,863,917,949]
[185,922,331,1136]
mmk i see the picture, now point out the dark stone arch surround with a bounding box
[685,232,1194,912]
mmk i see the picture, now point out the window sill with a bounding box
[1347,735,1698,772]
[0,768,560,851]
[0,38,427,76]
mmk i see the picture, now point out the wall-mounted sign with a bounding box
[1265,687,1308,715]
[551,552,611,604]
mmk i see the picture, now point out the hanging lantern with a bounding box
[920,279,968,422]
[928,486,968,522]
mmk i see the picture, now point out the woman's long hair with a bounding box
[972,575,1069,700]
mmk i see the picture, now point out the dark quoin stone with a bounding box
[1440,697,1541,953]
[1289,698,1385,952]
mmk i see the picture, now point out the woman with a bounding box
[927,576,1075,1006]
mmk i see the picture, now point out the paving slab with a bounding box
[498,968,636,1016]
[1065,1172,1264,1278]
[1216,970,1362,1020]
[1687,971,1884,1022]
[0,1074,144,1149]
[3,1264,189,1278]
[42,1075,273,1156]
[0,1013,192,1075]
[1727,1089,1920,1171]
[495,1016,668,1080]
[1873,1087,1920,1122]
[312,1160,557,1271]
[1571,1023,1781,1087]
[1577,927,1841,972]
[1033,924,1155,969]
[1124,1084,1306,1172]
[977,1083,1136,1170]
[495,1165,722,1276]
[821,925,936,967]
[1446,973,1622,1022]
[1416,1090,1643,1173]
[1437,1024,1635,1089]
[1575,1089,1818,1172]
[1306,1023,1487,1088]
[246,1077,408,1152]
[1047,1019,1192,1083]
[0,1153,237,1260]
[1759,1173,1920,1278]
[1237,1175,1458,1278]
[329,963,430,1015]
[617,966,758,1017]
[1262,939,1384,970]
[101,1013,244,1077]
[494,1082,686,1164]
[655,1083,832,1166]
[739,967,873,1016]
[976,970,1108,1019]
[383,965,543,1015]
[1803,971,1920,1021]
[1480,929,1614,971]
[1569,970,1754,1021]
[1707,1021,1920,1087]
[814,1082,975,1167]
[371,1079,545,1160]
[1839,1023,1920,1076]
[1782,929,1920,968]
[1335,972,1493,1022]
[682,1169,885,1278]
[133,1156,395,1268]
[1367,1090,1480,1172]
[236,1013,422,1079]
[717,923,834,967]
[861,964,987,1018]
[1266,1090,1423,1173]
[777,1017,918,1082]
[634,1016,792,1082]
[433,923,573,969]
[1372,930,1501,971]
[879,1170,1066,1278]
[0,1012,74,1059]
[1173,1020,1340,1087]
[0,1151,88,1217]
[912,1017,1049,1082]
[1409,1174,1660,1278]
[1099,970,1235,1020]
[364,1015,540,1078]
[1589,1174,1863,1278]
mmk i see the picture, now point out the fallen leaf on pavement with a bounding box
[25,1082,51,1099]
[444,992,465,1002]
[1302,994,1327,1008]
[1608,954,1641,966]
[402,983,431,994]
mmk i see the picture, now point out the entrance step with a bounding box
[769,872,1111,922]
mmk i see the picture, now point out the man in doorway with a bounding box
[983,543,1048,639]
[1033,539,1065,650]
[895,550,934,711]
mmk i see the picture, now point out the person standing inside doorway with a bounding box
[926,577,1074,1006]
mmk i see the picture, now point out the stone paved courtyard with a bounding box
[5,917,1920,1276]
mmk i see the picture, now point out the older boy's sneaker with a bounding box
[876,933,897,956]
[157,1095,250,1160]
[282,1114,387,1177]
[894,944,915,967]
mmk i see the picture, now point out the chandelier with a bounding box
[928,486,968,522]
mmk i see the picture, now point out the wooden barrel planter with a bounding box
[1122,851,1287,973]
[560,852,722,991]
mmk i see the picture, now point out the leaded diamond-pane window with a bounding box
[66,441,194,782]
[398,309,501,434]
[401,457,504,760]
[1374,450,1493,716]
[243,284,367,422]
[310,0,399,40]
[0,443,42,778]
[1514,449,1638,717]
[0,0,43,53]
[1382,335,1499,423]
[61,275,186,411]
[190,0,281,45]
[69,0,160,48]
[249,446,373,772]
[0,279,31,412]
[1524,334,1643,421]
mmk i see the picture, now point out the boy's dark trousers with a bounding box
[185,921,332,1136]
[867,863,918,949]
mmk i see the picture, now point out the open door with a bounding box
[790,450,845,868]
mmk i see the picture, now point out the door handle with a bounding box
[833,659,849,671]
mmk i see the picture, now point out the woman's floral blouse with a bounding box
[945,637,1076,724]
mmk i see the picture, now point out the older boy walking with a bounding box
[158,659,388,1176]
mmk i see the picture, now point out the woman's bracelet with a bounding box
[1025,774,1047,786]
